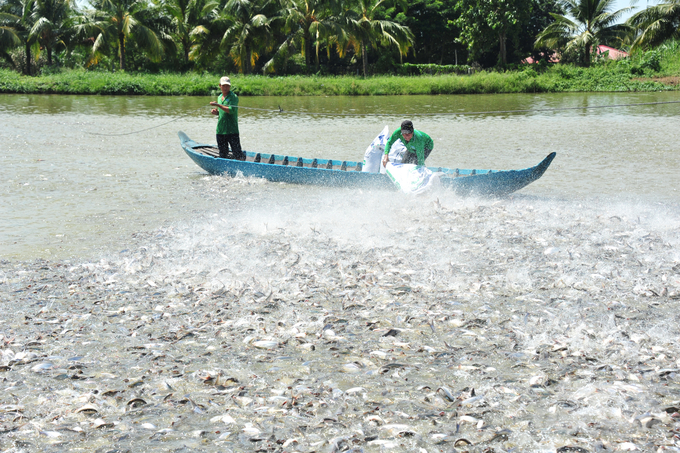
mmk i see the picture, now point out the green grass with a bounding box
[1,47,679,97]
[0,70,219,95]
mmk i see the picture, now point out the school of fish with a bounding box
[1,174,680,453]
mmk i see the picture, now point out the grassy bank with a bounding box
[1,45,679,96]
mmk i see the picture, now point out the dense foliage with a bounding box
[1,40,678,94]
[534,0,633,66]
[1,0,679,75]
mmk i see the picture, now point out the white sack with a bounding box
[379,139,407,174]
[362,125,389,173]
[385,163,441,195]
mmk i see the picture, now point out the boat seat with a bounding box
[194,146,219,158]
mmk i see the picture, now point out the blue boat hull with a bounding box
[179,131,555,196]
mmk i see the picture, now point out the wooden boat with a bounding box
[179,131,555,196]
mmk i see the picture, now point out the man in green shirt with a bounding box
[210,76,244,160]
[381,120,434,168]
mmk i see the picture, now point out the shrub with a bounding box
[641,50,662,72]
[399,63,472,76]
[629,49,663,75]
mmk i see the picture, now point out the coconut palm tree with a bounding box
[263,0,345,72]
[184,4,225,68]
[343,0,413,76]
[0,0,37,74]
[30,0,73,65]
[534,0,633,66]
[0,11,23,67]
[219,0,276,74]
[78,0,164,70]
[155,0,217,64]
[627,0,680,51]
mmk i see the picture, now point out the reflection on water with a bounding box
[1,92,679,259]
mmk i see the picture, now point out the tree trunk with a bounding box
[303,36,311,68]
[584,44,591,67]
[499,31,507,66]
[25,42,31,75]
[183,38,189,64]
[47,46,52,66]
[119,33,126,70]
[315,40,319,72]
[244,49,252,74]
[361,41,367,77]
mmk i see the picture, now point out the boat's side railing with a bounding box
[191,145,500,176]
[433,167,498,177]
[191,145,364,171]
[252,152,362,171]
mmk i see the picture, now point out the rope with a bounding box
[88,115,187,136]
[86,99,680,136]
[87,105,207,137]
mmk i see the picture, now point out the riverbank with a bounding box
[1,63,678,96]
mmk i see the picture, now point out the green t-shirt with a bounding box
[384,129,434,166]
[216,91,239,135]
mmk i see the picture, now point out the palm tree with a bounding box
[0,12,23,67]
[534,0,633,66]
[219,0,275,74]
[30,0,72,65]
[156,0,217,64]
[79,0,164,70]
[264,0,345,72]
[627,0,680,51]
[0,0,38,74]
[185,4,225,68]
[344,0,413,76]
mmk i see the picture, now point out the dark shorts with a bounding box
[216,134,245,161]
[402,147,433,165]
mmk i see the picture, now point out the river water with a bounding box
[1,92,680,452]
[1,91,679,259]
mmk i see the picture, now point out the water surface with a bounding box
[1,92,680,452]
[2,91,679,259]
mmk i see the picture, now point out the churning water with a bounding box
[1,92,680,452]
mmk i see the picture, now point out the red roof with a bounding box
[522,45,628,64]
[522,53,559,64]
[594,45,629,60]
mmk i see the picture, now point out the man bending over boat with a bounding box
[210,76,245,161]
[381,120,434,168]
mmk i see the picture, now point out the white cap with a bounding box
[219,76,231,86]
